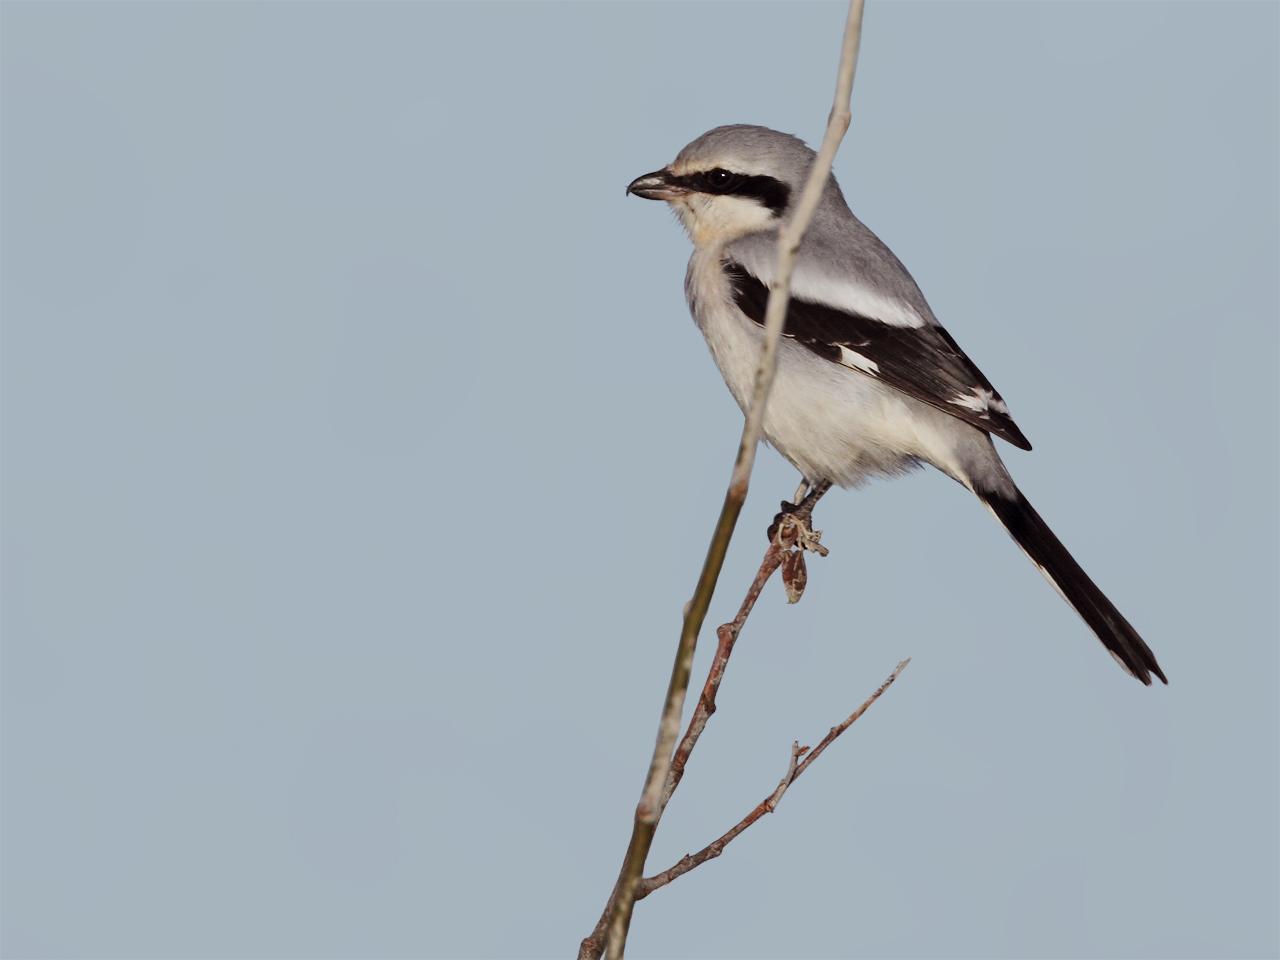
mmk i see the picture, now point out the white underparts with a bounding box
[687,248,1004,489]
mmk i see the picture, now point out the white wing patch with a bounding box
[790,270,927,329]
[837,345,879,374]
[725,239,930,328]
[949,386,1010,418]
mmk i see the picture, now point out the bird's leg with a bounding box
[767,479,832,555]
[772,476,817,530]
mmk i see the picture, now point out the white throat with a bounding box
[672,194,778,249]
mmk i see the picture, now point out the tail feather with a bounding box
[978,486,1167,685]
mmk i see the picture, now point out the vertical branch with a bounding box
[726,0,867,501]
[598,3,869,957]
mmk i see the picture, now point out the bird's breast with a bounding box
[681,249,973,487]
[685,252,762,413]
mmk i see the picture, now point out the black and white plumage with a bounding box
[627,124,1166,686]
[720,259,1032,451]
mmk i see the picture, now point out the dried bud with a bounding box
[781,549,807,604]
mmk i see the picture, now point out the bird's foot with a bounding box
[767,481,832,604]
[766,479,832,553]
[769,507,829,557]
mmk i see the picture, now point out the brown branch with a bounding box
[580,485,832,960]
[663,482,831,806]
[636,658,911,902]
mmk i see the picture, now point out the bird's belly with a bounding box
[692,297,967,487]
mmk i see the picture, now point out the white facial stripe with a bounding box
[672,159,772,178]
[837,346,879,374]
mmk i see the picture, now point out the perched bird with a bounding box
[627,124,1166,685]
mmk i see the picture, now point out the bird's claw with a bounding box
[766,500,799,544]
[767,502,829,557]
[769,502,829,605]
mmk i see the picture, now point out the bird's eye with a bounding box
[706,169,735,188]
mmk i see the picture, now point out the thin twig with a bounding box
[663,482,831,807]
[595,3,868,957]
[635,659,911,901]
[577,486,829,960]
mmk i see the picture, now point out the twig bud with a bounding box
[781,549,808,603]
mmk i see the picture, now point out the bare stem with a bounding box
[595,3,868,957]
[636,659,911,901]
[578,485,830,960]
[663,483,830,807]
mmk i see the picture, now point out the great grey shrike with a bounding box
[627,124,1166,685]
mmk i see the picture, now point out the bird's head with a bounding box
[626,125,818,248]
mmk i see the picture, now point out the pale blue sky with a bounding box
[2,2,1277,958]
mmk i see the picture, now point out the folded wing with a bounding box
[723,258,1032,451]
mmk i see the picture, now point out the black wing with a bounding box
[724,260,1032,451]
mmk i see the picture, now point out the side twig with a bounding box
[578,484,830,960]
[663,482,831,806]
[637,658,910,901]
[596,3,868,957]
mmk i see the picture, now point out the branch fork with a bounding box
[579,471,911,959]
[626,658,909,912]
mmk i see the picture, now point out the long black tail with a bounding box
[979,486,1167,685]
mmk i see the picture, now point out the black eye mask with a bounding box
[667,168,792,215]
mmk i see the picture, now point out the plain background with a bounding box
[2,1,1277,958]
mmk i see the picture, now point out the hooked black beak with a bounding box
[626,168,686,201]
